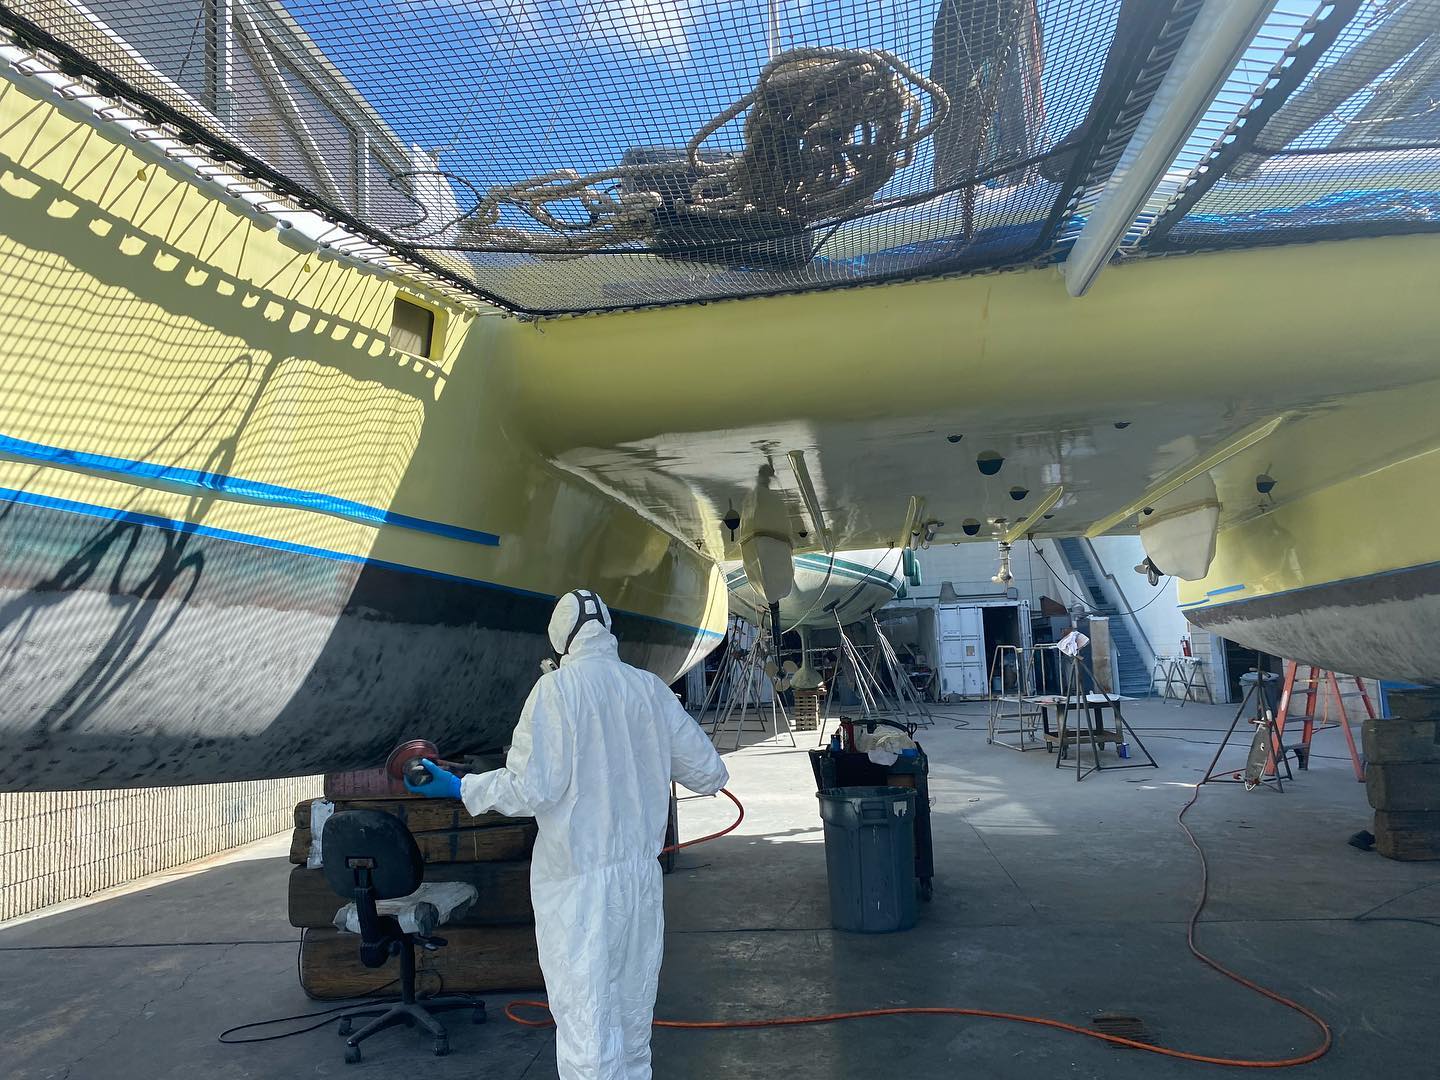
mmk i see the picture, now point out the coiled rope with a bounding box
[458,47,948,253]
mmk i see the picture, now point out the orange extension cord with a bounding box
[506,785,1333,1069]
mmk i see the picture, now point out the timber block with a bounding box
[288,862,534,929]
[323,768,411,799]
[1380,688,1440,722]
[1374,810,1440,861]
[290,821,536,865]
[293,798,528,833]
[1366,762,1440,812]
[1363,719,1440,765]
[300,926,543,1000]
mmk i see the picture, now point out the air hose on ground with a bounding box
[508,784,1333,1070]
[660,787,745,855]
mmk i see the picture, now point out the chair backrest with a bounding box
[321,810,423,900]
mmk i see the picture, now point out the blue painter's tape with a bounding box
[1204,584,1247,596]
[1177,599,1211,609]
[0,432,499,546]
[0,486,721,639]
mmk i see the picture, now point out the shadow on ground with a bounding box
[4,701,1440,1079]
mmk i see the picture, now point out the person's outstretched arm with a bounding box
[660,681,728,795]
[461,676,572,817]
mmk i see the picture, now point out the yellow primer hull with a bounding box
[6,50,1440,789]
[0,75,725,789]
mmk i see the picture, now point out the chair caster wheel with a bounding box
[345,1044,362,1064]
[337,1018,353,1037]
[473,1004,488,1024]
[434,1038,450,1057]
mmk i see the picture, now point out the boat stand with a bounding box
[702,614,795,752]
[1199,677,1294,792]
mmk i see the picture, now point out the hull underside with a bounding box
[1187,563,1440,686]
[1,500,700,790]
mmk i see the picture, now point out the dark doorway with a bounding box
[1222,638,1282,703]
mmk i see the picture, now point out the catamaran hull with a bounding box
[1178,447,1440,687]
[725,550,907,630]
[0,73,724,792]
[1186,565,1440,686]
[0,498,706,790]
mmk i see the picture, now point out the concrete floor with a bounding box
[4,699,1439,1079]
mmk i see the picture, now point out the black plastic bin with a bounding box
[817,786,918,933]
[808,745,934,900]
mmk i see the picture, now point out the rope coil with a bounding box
[456,47,948,253]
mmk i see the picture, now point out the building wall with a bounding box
[902,536,1218,697]
[1088,536,1188,656]
[906,539,1080,611]
[0,776,321,922]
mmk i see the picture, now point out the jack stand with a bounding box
[704,613,796,752]
[819,614,911,746]
[870,615,934,728]
[1199,677,1294,792]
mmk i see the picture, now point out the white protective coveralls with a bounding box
[460,590,728,1080]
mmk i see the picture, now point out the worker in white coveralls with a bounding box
[407,589,729,1080]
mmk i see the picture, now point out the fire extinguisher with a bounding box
[1181,633,1192,658]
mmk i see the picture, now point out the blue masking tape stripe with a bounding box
[0,486,721,639]
[0,432,500,546]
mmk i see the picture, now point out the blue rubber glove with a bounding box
[404,758,462,800]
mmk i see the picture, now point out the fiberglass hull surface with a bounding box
[0,75,724,791]
[0,497,703,790]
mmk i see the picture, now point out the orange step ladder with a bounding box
[1272,660,1372,782]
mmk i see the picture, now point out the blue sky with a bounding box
[270,0,1433,247]
[281,0,1117,200]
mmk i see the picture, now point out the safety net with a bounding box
[1142,0,1440,251]
[1,0,1201,313]
[2,1,1435,313]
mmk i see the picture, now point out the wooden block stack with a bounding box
[1364,689,1440,861]
[792,689,822,732]
[289,792,547,999]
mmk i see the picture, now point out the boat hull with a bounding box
[0,484,709,791]
[725,550,906,630]
[1178,447,1440,685]
[0,73,724,791]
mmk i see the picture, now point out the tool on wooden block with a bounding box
[384,739,466,792]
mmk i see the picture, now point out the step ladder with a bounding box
[1273,661,1372,782]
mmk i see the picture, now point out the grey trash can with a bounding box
[817,786,918,933]
[1241,671,1281,716]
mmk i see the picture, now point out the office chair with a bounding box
[321,809,485,1063]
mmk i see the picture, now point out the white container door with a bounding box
[939,605,987,699]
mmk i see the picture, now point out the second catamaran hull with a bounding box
[725,550,907,630]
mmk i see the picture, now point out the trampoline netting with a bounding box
[0,0,1436,312]
[1142,0,1440,250]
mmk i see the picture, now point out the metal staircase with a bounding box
[1053,538,1153,697]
